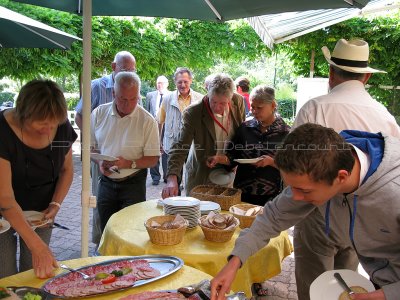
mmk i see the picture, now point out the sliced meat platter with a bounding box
[43,259,161,298]
[120,291,187,300]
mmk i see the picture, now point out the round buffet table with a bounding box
[98,200,293,296]
[0,256,212,300]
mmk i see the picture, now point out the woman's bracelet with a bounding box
[49,201,61,208]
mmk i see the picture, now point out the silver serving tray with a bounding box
[7,286,49,299]
[42,255,184,299]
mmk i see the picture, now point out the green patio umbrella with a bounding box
[13,0,370,21]
[11,0,372,257]
[0,6,80,49]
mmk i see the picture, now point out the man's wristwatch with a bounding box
[131,160,137,169]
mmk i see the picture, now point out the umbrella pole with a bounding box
[80,0,92,258]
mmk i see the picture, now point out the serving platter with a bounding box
[42,255,184,299]
[6,286,48,299]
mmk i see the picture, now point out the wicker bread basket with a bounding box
[229,204,263,229]
[145,215,188,245]
[190,185,241,210]
[198,215,239,242]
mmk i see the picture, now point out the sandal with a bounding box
[251,283,269,297]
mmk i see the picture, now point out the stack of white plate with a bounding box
[163,197,201,229]
[200,201,221,216]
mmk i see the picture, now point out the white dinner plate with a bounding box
[163,196,200,207]
[234,158,263,164]
[209,168,235,186]
[90,153,118,161]
[0,219,11,234]
[200,201,220,212]
[23,211,51,228]
[310,269,375,300]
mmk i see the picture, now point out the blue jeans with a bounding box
[97,169,147,232]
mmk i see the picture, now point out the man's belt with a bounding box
[106,172,137,182]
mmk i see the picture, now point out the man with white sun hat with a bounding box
[321,38,386,74]
[291,38,400,300]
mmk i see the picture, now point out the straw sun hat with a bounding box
[322,38,386,74]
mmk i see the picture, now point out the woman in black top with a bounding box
[208,85,290,205]
[0,80,77,279]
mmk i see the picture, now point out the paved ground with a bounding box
[50,136,298,299]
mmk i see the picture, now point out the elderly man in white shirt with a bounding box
[91,72,160,232]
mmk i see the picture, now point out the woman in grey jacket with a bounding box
[211,124,400,300]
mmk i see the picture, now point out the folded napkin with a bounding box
[200,211,237,230]
[150,214,187,230]
[231,206,263,216]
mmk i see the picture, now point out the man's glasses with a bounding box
[25,155,55,190]
[116,64,136,72]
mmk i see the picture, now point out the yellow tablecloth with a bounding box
[98,200,293,296]
[0,256,212,299]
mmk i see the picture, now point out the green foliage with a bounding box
[66,97,80,110]
[277,99,296,120]
[141,80,155,98]
[2,0,399,123]
[0,0,82,81]
[278,14,400,117]
[0,92,15,104]
[0,1,270,90]
[0,81,8,92]
[275,83,296,100]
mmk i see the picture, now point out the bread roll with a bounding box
[338,286,368,300]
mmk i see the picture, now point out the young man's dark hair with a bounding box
[275,123,354,184]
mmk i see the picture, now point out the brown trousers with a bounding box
[294,209,359,300]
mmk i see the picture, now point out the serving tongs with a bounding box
[59,264,91,280]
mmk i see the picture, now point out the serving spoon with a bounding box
[334,272,355,296]
[59,264,91,280]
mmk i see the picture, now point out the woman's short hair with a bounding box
[15,79,67,125]
[250,85,275,104]
[235,76,250,92]
[275,123,355,185]
[208,74,235,100]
